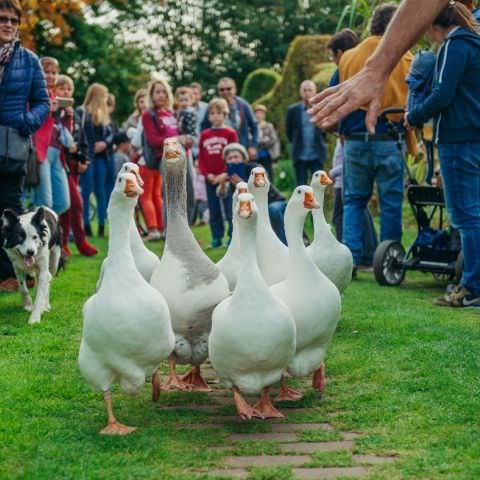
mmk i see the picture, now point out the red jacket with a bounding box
[142,109,179,160]
[198,127,238,177]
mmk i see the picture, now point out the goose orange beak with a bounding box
[319,172,333,186]
[254,172,266,188]
[303,191,319,209]
[132,168,144,187]
[238,200,253,218]
[125,178,143,197]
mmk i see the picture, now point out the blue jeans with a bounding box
[294,159,323,186]
[34,146,70,214]
[205,182,232,241]
[343,140,403,265]
[269,200,287,245]
[439,143,480,296]
[80,155,115,227]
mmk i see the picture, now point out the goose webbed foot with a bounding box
[275,375,304,402]
[163,354,192,391]
[254,387,284,419]
[152,371,161,402]
[100,391,137,436]
[181,366,212,392]
[312,363,327,393]
[233,387,264,420]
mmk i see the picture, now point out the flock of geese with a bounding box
[78,137,353,435]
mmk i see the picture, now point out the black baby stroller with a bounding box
[372,108,463,286]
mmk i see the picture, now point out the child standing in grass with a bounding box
[198,98,238,248]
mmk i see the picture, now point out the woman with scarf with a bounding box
[0,0,50,292]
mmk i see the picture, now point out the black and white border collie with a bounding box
[1,207,62,324]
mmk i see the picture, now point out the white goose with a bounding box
[248,167,289,285]
[271,186,341,400]
[210,193,296,419]
[96,163,160,289]
[78,172,175,435]
[217,181,249,291]
[150,138,229,391]
[119,162,161,282]
[308,171,353,294]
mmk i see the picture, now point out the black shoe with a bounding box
[85,224,93,237]
[98,225,105,238]
[352,266,358,279]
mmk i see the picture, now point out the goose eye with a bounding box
[297,189,301,194]
[118,178,122,183]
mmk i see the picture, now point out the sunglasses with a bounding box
[0,15,20,26]
[219,87,233,92]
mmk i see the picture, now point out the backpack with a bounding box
[406,50,436,128]
[141,109,163,169]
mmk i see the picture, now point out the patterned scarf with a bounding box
[0,37,18,84]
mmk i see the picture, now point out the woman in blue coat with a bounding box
[406,2,480,308]
[0,0,50,291]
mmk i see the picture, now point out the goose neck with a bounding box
[284,203,310,266]
[236,216,264,289]
[312,188,328,231]
[165,164,190,241]
[107,198,135,255]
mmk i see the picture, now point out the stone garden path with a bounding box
[165,365,398,479]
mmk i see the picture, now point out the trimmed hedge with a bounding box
[258,35,332,150]
[311,62,337,91]
[240,68,282,105]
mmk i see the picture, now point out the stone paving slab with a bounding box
[161,405,219,412]
[271,423,334,433]
[226,455,311,467]
[353,454,397,465]
[229,432,298,442]
[206,415,284,423]
[208,468,247,478]
[292,466,368,479]
[279,441,355,453]
[341,432,361,440]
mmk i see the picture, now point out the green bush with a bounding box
[259,35,332,151]
[240,68,281,104]
[311,62,337,91]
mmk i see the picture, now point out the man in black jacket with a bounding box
[285,80,326,185]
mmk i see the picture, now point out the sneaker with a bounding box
[433,285,480,308]
[85,224,93,237]
[143,229,162,242]
[77,241,98,257]
[209,238,223,249]
[0,277,19,292]
[98,225,105,238]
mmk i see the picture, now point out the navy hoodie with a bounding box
[408,27,480,144]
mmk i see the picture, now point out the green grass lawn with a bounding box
[1,224,479,479]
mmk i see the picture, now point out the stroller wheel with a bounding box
[373,240,406,286]
[433,272,455,282]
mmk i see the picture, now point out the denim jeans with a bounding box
[205,182,232,241]
[80,155,115,227]
[34,146,70,214]
[269,200,287,245]
[439,143,480,296]
[294,159,323,186]
[343,140,403,265]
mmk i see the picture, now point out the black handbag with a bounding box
[0,124,32,175]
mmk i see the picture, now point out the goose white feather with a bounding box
[248,167,289,285]
[78,172,174,434]
[307,171,353,294]
[271,186,341,381]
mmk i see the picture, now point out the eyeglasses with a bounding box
[219,87,233,92]
[0,15,20,26]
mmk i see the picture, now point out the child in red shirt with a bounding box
[198,98,238,248]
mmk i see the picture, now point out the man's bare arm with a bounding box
[309,0,449,133]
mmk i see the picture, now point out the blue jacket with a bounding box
[0,42,50,137]
[285,102,326,164]
[201,96,258,149]
[408,28,480,144]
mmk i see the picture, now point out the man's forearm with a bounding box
[366,0,449,78]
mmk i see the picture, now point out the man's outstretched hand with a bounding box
[308,66,387,134]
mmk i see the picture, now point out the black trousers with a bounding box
[0,173,24,280]
[294,159,323,186]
